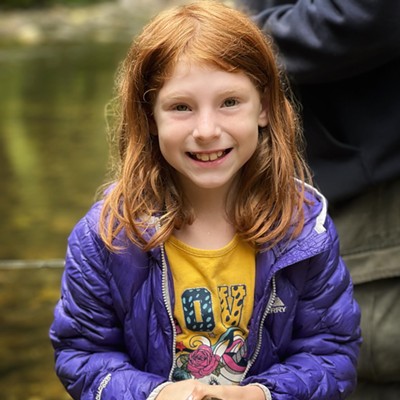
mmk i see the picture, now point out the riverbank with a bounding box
[0,0,182,45]
[0,263,68,399]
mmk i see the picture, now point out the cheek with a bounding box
[157,130,179,150]
[246,123,261,158]
[156,131,182,165]
[249,134,259,158]
[238,118,261,144]
[157,135,171,159]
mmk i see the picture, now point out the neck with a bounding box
[182,175,239,215]
[174,183,238,250]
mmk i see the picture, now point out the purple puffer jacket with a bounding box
[50,187,361,400]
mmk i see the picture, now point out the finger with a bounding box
[203,397,223,400]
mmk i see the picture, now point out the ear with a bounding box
[258,95,268,128]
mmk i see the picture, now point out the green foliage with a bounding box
[0,0,109,10]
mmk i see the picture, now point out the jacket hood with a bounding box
[303,182,328,235]
[265,182,328,260]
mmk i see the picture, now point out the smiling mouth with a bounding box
[188,149,232,162]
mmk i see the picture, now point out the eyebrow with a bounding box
[160,87,247,100]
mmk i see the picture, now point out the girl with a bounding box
[50,1,361,400]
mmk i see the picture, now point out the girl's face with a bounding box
[153,60,268,197]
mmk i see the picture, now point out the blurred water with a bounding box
[0,41,129,260]
[0,40,130,399]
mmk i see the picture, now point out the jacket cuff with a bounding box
[248,383,272,400]
[146,382,173,400]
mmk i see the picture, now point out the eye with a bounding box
[174,104,190,111]
[222,98,239,108]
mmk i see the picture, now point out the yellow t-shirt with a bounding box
[165,235,256,385]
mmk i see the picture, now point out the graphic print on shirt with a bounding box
[172,284,249,384]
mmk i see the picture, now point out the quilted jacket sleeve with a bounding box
[243,215,361,399]
[49,206,167,400]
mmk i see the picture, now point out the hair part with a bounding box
[99,0,312,252]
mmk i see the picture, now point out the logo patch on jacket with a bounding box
[270,296,286,313]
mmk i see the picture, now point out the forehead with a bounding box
[159,59,255,94]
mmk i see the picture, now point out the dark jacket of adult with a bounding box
[242,0,400,203]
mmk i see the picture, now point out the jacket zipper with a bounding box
[160,237,277,383]
[240,275,277,382]
[160,242,177,381]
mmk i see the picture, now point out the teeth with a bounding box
[193,151,224,161]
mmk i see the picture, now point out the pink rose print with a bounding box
[187,345,220,379]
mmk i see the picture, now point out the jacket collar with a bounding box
[268,183,330,270]
[145,183,329,264]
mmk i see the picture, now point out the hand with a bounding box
[202,397,223,400]
[157,380,265,400]
[157,380,210,400]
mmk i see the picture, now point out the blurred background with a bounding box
[0,0,190,398]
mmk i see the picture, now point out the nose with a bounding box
[192,110,221,141]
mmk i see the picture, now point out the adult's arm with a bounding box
[244,0,400,83]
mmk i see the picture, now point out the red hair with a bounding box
[99,0,311,251]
